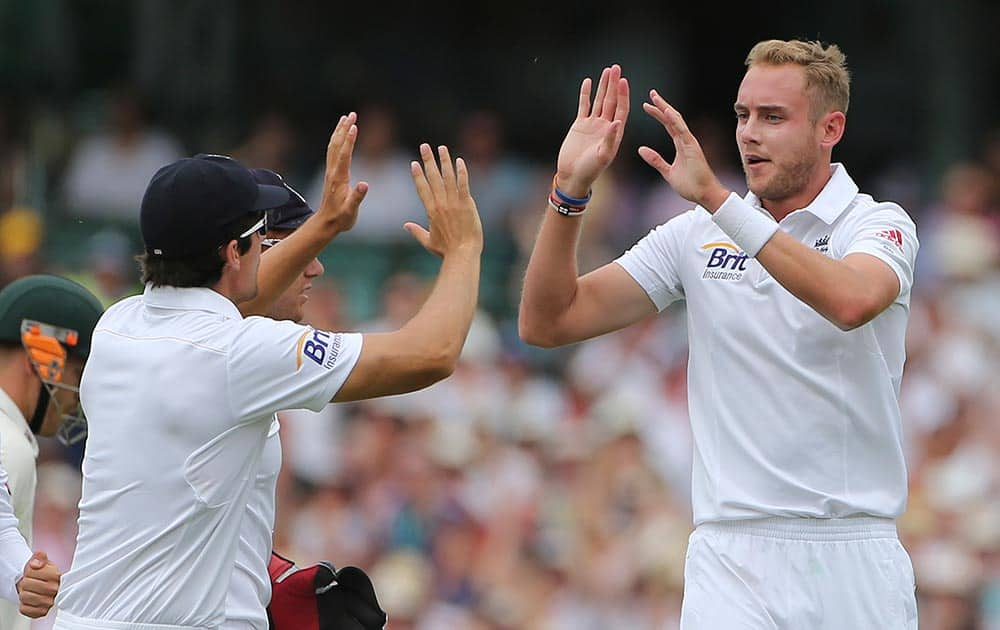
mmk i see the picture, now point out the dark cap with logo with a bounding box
[140,154,291,259]
[0,275,104,358]
[251,169,315,231]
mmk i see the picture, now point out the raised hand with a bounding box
[555,64,630,198]
[317,112,369,233]
[17,550,60,619]
[405,144,483,258]
[638,89,730,211]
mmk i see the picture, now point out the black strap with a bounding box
[28,386,49,435]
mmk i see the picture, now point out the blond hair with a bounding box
[745,39,850,119]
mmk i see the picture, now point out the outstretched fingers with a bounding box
[645,90,692,143]
[437,145,456,196]
[325,113,356,174]
[614,77,630,124]
[410,158,434,214]
[419,143,446,202]
[407,160,434,248]
[403,221,432,249]
[330,123,358,183]
[345,181,369,212]
[455,157,470,198]
[591,67,611,119]
[599,65,622,120]
[577,77,593,119]
[638,146,671,179]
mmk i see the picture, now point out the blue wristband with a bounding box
[553,185,592,206]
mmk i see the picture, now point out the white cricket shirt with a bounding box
[616,164,917,526]
[54,285,362,629]
[0,387,38,630]
[0,443,32,605]
[221,419,281,630]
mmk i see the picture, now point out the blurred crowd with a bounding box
[2,89,999,630]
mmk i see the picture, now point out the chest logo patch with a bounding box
[701,242,749,281]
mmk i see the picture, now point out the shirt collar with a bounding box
[744,163,859,225]
[142,284,243,320]
[0,386,38,454]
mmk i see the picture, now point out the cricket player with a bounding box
[1,446,62,620]
[0,274,104,627]
[519,41,918,628]
[223,168,383,630]
[52,114,482,630]
[251,167,326,323]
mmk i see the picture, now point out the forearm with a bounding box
[240,216,342,317]
[398,245,482,371]
[756,231,888,330]
[519,209,586,341]
[0,529,30,603]
[708,193,884,330]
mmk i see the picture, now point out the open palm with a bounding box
[556,65,630,196]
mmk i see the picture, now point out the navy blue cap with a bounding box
[140,154,291,259]
[251,168,315,231]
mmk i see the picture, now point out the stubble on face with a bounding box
[744,144,819,203]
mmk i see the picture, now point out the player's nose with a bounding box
[738,116,760,145]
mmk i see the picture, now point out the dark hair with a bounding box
[138,213,260,288]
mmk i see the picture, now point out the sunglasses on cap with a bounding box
[239,214,268,238]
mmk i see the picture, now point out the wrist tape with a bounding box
[711,193,779,257]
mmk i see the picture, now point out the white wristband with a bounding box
[710,193,779,257]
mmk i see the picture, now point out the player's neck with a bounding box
[761,163,834,222]
[212,265,256,307]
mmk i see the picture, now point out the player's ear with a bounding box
[219,239,242,271]
[819,110,845,149]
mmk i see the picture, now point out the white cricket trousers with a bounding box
[680,516,918,629]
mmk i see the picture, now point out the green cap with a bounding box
[0,275,105,358]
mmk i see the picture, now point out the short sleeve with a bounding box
[227,317,363,420]
[838,203,919,300]
[614,211,695,311]
[0,457,31,604]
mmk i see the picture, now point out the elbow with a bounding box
[421,347,460,385]
[428,356,458,383]
[518,317,560,348]
[830,301,879,331]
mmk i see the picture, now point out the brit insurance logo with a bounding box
[296,328,342,371]
[701,241,749,281]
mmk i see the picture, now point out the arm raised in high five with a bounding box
[333,144,483,401]
[519,65,656,348]
[639,90,904,330]
[240,113,368,317]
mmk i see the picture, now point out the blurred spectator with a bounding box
[0,206,45,287]
[912,539,982,630]
[982,127,1000,206]
[456,110,537,233]
[61,88,182,220]
[307,104,423,244]
[918,162,999,286]
[0,104,27,212]
[63,228,140,306]
[229,111,298,176]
